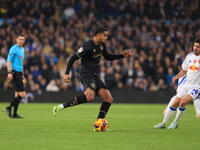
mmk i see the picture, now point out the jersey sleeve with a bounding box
[102,44,109,55]
[7,47,15,62]
[181,58,188,71]
[75,44,90,58]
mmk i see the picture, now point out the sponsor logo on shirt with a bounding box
[93,52,103,58]
[189,65,199,71]
[19,56,21,59]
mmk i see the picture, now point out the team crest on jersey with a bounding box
[19,56,21,59]
[78,47,84,53]
[93,49,96,53]
[100,45,103,51]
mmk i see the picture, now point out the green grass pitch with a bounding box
[0,103,199,150]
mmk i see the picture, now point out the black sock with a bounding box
[97,102,111,119]
[63,95,87,108]
[9,95,22,108]
[13,95,22,116]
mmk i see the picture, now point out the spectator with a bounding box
[27,51,40,70]
[0,55,6,70]
[46,80,59,92]
[157,78,168,91]
[49,64,60,81]
[0,0,200,92]
[105,67,115,90]
[63,4,76,20]
[166,67,175,87]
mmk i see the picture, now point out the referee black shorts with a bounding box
[11,70,25,92]
[80,74,108,96]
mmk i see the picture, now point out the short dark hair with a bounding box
[94,27,108,36]
[16,33,25,38]
[194,37,200,44]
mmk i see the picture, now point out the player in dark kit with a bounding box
[6,34,26,118]
[53,27,131,121]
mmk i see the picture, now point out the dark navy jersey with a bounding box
[75,39,109,77]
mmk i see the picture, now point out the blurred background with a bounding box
[0,0,200,102]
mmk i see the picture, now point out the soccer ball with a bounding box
[94,118,108,132]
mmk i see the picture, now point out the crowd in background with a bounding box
[0,0,200,92]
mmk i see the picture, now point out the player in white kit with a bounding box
[163,74,200,118]
[154,37,200,129]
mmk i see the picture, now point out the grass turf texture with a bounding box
[0,103,199,150]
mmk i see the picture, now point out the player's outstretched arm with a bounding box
[103,49,131,60]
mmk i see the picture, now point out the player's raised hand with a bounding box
[122,49,132,57]
[64,74,70,83]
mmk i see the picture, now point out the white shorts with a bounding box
[177,87,200,100]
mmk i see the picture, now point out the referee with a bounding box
[5,34,26,118]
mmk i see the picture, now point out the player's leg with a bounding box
[193,99,200,118]
[154,96,181,129]
[12,72,26,118]
[53,77,95,116]
[163,95,176,116]
[168,89,196,129]
[13,91,26,118]
[64,89,94,107]
[97,88,113,119]
[5,72,23,118]
[53,91,91,116]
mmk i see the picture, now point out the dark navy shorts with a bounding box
[11,70,25,92]
[80,74,108,96]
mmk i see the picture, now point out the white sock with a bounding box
[59,104,64,109]
[194,99,200,116]
[163,106,176,124]
[164,95,176,112]
[174,107,186,123]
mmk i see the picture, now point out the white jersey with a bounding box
[177,74,187,92]
[182,52,200,89]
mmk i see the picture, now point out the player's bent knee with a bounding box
[104,97,113,103]
[86,95,94,102]
[171,100,179,108]
[180,101,187,107]
[84,89,95,102]
[84,92,94,102]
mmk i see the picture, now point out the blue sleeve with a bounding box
[7,47,15,62]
